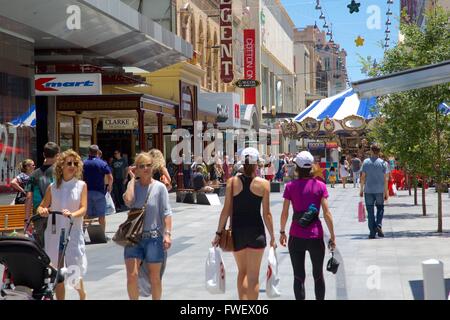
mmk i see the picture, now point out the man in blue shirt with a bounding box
[360,143,389,239]
[84,145,113,232]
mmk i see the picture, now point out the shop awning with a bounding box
[352,60,450,98]
[293,88,378,122]
[7,105,36,128]
[0,0,192,71]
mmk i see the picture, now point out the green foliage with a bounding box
[365,7,450,184]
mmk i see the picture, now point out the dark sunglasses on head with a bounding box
[66,161,79,167]
[137,163,152,170]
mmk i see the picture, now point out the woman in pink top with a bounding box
[279,151,336,300]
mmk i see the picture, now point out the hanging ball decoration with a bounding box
[347,0,361,14]
[319,11,325,19]
[387,0,394,4]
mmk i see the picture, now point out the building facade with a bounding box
[0,0,192,194]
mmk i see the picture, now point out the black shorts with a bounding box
[232,228,266,252]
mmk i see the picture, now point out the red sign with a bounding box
[234,104,240,119]
[244,29,256,104]
[220,0,233,83]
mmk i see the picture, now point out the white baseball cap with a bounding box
[294,151,314,168]
[239,147,260,163]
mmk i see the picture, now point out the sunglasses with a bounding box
[65,161,79,167]
[27,164,35,167]
[137,163,153,170]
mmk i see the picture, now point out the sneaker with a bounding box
[377,227,385,237]
[368,235,376,239]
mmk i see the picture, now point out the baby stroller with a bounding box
[0,211,73,300]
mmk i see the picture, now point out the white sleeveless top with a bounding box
[45,178,87,276]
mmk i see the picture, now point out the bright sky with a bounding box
[281,0,400,83]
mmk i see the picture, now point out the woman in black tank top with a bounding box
[212,148,276,300]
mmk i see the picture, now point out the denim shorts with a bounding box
[87,191,107,218]
[123,236,164,263]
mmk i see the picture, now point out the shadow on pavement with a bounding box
[349,230,450,240]
[409,278,450,300]
[382,213,434,220]
[385,203,416,208]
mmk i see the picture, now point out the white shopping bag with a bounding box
[266,247,281,298]
[105,192,116,215]
[205,247,226,294]
[138,251,167,297]
[392,183,398,196]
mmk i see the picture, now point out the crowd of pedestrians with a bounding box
[3,139,400,300]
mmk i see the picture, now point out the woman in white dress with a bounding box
[338,155,350,188]
[37,149,88,300]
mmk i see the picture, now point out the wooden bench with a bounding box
[0,204,26,234]
[83,217,107,244]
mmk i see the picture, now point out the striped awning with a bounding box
[7,105,36,127]
[294,88,378,122]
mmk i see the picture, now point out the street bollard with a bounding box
[422,259,446,300]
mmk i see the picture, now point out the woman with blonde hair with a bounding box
[37,149,88,300]
[212,147,276,300]
[123,152,172,300]
[11,159,35,204]
[148,148,172,191]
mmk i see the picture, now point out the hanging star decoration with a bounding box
[347,0,361,14]
[355,35,365,47]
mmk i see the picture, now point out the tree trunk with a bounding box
[408,175,412,196]
[414,184,418,205]
[437,185,442,232]
[421,178,426,216]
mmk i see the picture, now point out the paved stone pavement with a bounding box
[2,185,450,300]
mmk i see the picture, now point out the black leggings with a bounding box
[288,237,325,300]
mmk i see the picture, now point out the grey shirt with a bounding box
[129,180,172,233]
[361,157,387,194]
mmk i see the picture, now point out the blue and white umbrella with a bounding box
[8,105,36,127]
[294,88,378,122]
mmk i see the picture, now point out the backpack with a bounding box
[31,166,54,210]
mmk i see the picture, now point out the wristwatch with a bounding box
[280,230,286,235]
[164,230,172,236]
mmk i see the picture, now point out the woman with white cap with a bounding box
[280,151,336,300]
[212,147,276,300]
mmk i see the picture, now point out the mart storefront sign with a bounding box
[35,73,102,95]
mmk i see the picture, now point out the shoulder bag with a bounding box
[219,177,234,252]
[113,184,152,247]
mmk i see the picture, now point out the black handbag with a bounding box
[14,192,27,205]
[327,251,340,274]
[326,240,339,274]
[112,185,152,247]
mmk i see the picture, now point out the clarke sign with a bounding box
[35,73,102,95]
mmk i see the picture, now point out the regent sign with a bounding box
[35,73,102,95]
[220,0,233,83]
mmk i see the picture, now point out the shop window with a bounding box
[79,118,92,158]
[59,116,74,152]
